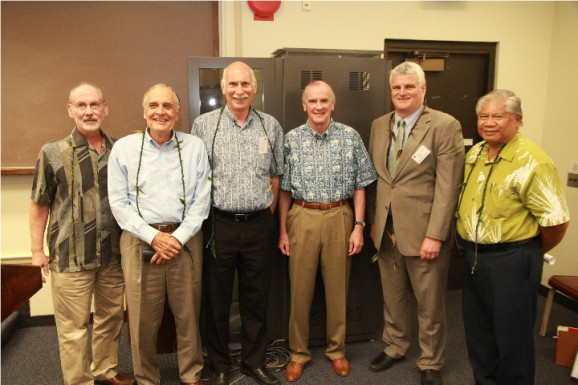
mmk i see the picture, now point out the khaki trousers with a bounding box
[287,204,353,363]
[51,264,125,385]
[121,231,203,385]
[377,236,450,370]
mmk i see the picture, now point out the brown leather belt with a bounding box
[150,222,180,233]
[293,199,349,210]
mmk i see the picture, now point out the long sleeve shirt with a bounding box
[108,129,211,246]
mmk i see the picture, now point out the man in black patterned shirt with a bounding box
[30,83,134,385]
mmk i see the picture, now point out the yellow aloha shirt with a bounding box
[457,132,569,244]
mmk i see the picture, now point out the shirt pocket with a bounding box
[487,186,520,219]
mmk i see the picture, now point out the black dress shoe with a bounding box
[368,352,405,372]
[421,369,443,385]
[210,370,229,385]
[240,365,280,385]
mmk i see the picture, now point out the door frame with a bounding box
[384,39,496,90]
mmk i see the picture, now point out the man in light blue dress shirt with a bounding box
[279,80,377,382]
[108,84,211,385]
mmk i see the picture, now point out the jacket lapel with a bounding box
[394,107,431,177]
[380,113,394,181]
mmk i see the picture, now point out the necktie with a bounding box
[388,119,406,175]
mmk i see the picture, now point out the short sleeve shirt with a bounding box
[281,120,377,202]
[456,132,570,243]
[31,128,121,272]
[192,107,284,212]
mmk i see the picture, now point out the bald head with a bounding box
[221,61,257,89]
[221,61,257,117]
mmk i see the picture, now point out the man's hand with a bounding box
[348,226,364,256]
[278,231,291,256]
[31,250,49,283]
[150,232,182,264]
[419,237,442,260]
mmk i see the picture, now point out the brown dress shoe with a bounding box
[285,361,304,382]
[332,357,350,377]
[95,373,136,385]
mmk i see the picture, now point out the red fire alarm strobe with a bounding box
[248,1,281,21]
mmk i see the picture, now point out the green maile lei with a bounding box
[135,130,193,257]
[455,141,504,274]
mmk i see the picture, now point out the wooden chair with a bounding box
[539,275,578,337]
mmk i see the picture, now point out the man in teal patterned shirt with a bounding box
[457,89,570,385]
[279,80,377,382]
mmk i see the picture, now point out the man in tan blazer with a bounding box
[366,62,464,385]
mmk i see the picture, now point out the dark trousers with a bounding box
[462,238,543,385]
[202,210,274,372]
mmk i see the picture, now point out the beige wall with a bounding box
[219,0,577,282]
[540,2,578,283]
[2,1,577,316]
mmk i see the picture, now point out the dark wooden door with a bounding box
[385,39,497,150]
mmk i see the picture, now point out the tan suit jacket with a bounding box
[367,106,465,255]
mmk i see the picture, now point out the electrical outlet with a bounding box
[302,1,311,11]
[568,173,578,188]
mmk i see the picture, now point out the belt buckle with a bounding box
[234,213,247,222]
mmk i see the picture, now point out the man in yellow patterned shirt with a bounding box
[456,89,570,385]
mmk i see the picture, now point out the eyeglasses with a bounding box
[72,102,105,111]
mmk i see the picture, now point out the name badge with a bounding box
[412,145,431,164]
[259,136,269,154]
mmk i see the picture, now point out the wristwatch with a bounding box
[355,221,366,227]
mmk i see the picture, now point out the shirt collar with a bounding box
[71,127,110,151]
[495,131,522,162]
[305,118,334,139]
[393,106,424,132]
[145,127,176,147]
[224,105,255,127]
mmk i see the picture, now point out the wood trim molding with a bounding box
[1,168,35,175]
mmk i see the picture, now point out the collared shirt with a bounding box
[192,106,284,212]
[392,106,424,148]
[108,129,211,246]
[281,120,377,202]
[457,132,570,243]
[31,128,120,273]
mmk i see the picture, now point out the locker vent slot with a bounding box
[349,71,371,91]
[301,70,323,89]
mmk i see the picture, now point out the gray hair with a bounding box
[69,82,104,103]
[389,61,426,87]
[476,89,522,123]
[142,83,181,109]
